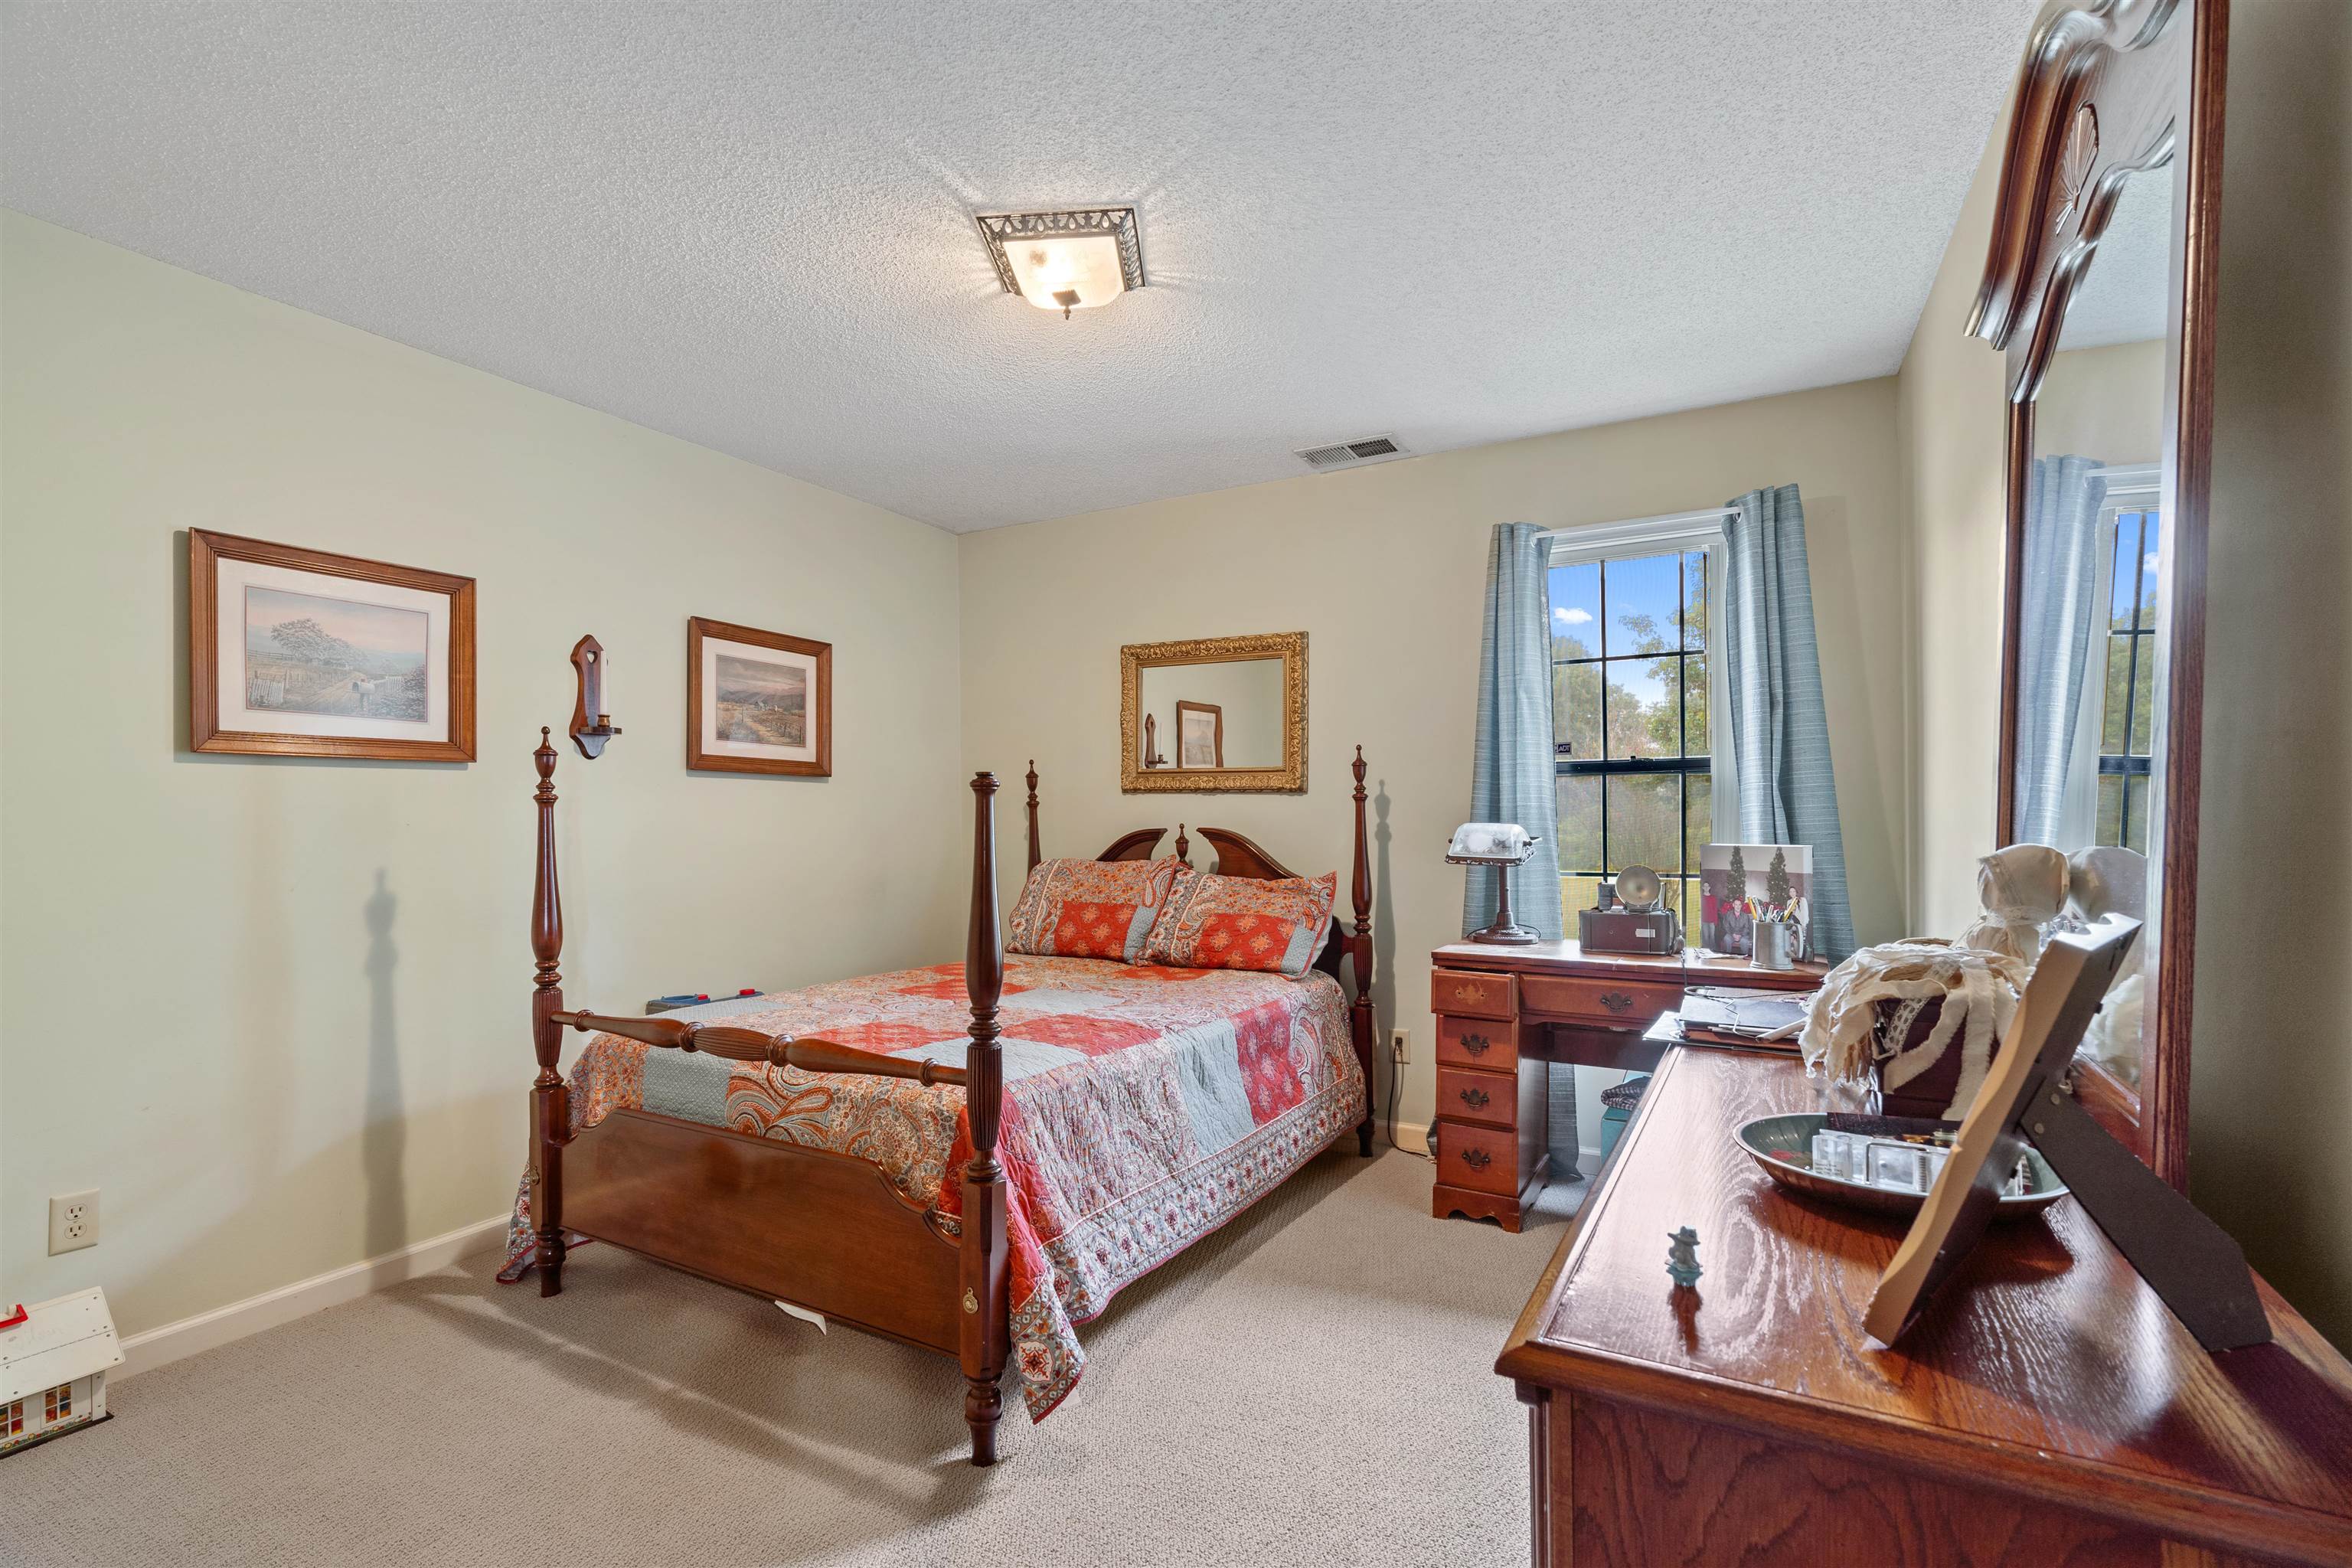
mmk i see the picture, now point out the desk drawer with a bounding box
[1438,1065,1516,1129]
[1432,1119,1518,1195]
[1521,974,1680,1027]
[1431,968,1516,1021]
[1436,1015,1515,1070]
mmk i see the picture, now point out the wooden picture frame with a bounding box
[686,616,832,777]
[1174,700,1223,769]
[188,529,475,762]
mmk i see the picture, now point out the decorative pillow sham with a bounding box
[1005,857,1184,962]
[1143,867,1339,977]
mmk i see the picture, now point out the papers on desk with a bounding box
[1677,987,1815,1049]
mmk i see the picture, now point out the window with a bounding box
[2096,503,2160,853]
[4,1399,21,1437]
[44,1383,70,1422]
[1550,540,1719,934]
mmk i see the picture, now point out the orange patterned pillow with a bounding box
[1144,868,1338,976]
[1006,857,1184,962]
[1050,900,1142,961]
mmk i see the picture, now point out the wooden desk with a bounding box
[1497,1044,2352,1566]
[1426,941,1826,1230]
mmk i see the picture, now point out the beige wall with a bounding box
[959,379,1910,1144]
[2037,339,2166,465]
[0,214,969,1338]
[1896,98,2012,936]
[2189,0,2352,1348]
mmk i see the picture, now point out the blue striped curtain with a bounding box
[2014,456,2109,845]
[1465,522,1576,1174]
[1723,485,1856,962]
[1465,521,1564,939]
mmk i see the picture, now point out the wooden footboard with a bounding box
[526,729,1014,1464]
[564,1108,962,1354]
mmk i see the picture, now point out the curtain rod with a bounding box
[1535,504,1740,541]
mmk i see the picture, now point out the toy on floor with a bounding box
[1,1287,121,1457]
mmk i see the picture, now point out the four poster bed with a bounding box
[508,737,1377,1465]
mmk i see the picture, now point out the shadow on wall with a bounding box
[363,869,408,1260]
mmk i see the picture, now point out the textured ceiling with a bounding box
[2,2,2039,532]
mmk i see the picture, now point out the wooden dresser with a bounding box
[1497,1044,2352,1567]
[1427,941,1825,1230]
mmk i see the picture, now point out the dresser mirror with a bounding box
[1120,632,1307,792]
[1977,0,2223,1187]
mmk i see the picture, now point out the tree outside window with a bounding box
[1551,547,1713,933]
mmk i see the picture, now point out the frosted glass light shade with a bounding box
[1004,234,1127,312]
[975,208,1146,318]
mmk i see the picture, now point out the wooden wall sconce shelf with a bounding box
[569,634,622,760]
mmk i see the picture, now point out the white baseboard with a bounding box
[1390,1119,1599,1174]
[116,1214,508,1380]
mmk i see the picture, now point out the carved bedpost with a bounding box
[1348,746,1377,1155]
[529,728,570,1294]
[1025,760,1041,874]
[961,772,1011,1466]
[1174,823,1190,867]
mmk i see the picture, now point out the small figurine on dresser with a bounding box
[1664,1227,1703,1289]
[1953,843,2069,965]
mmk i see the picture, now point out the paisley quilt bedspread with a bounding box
[499,954,1364,1420]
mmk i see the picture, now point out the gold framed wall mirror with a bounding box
[1977,0,2226,1190]
[1120,632,1306,792]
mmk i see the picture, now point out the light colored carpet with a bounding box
[2,1148,1581,1568]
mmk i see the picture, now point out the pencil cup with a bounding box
[1753,921,1795,971]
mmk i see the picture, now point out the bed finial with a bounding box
[1348,745,1375,1157]
[1174,823,1190,866]
[962,770,1009,1465]
[529,725,569,1292]
[1024,760,1041,873]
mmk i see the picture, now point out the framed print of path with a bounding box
[688,616,832,777]
[188,530,475,761]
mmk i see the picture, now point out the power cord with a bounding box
[1387,1044,1434,1161]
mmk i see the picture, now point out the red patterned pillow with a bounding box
[1050,900,1142,960]
[1143,868,1338,976]
[1006,857,1184,962]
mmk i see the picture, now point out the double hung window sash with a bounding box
[1544,510,1733,935]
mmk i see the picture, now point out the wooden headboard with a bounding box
[1018,754,1377,1126]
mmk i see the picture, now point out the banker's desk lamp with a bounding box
[1448,822,1542,945]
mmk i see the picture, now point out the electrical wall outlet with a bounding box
[1390,1027,1410,1063]
[48,1191,99,1255]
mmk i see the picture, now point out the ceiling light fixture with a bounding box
[975,207,1146,320]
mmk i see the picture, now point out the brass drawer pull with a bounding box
[1600,990,1635,1014]
[1459,1086,1491,1110]
[1460,1032,1491,1057]
[1460,1147,1493,1171]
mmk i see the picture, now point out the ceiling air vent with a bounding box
[1295,435,1407,471]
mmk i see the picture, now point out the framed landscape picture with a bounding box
[189,530,475,761]
[688,616,832,777]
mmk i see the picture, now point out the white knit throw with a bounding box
[1799,940,2032,1117]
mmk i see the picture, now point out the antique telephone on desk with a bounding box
[1579,863,1683,956]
